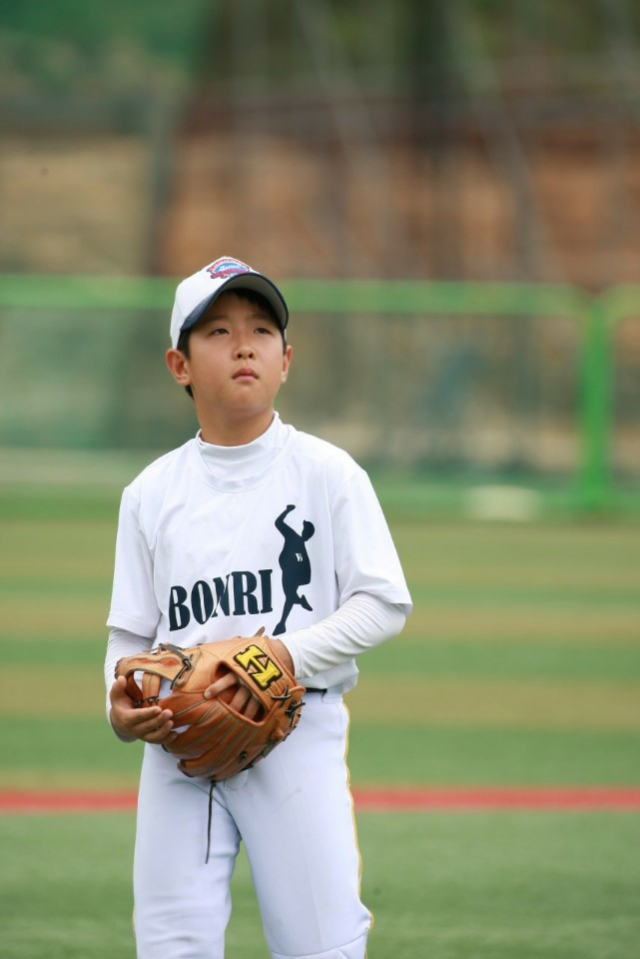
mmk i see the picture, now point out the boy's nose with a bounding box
[235,343,255,359]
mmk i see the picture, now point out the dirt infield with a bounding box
[2,786,640,814]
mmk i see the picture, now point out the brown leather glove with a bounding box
[115,630,305,782]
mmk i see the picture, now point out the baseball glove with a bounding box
[115,630,305,782]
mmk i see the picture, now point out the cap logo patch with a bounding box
[206,257,252,280]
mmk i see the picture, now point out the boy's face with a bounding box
[166,291,292,440]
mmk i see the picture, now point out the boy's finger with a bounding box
[204,673,238,700]
[109,676,129,702]
[135,708,173,729]
[229,685,251,712]
[142,720,175,744]
[243,696,261,720]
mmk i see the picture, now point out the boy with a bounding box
[105,256,412,959]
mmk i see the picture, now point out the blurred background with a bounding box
[1,0,639,514]
[2,6,640,957]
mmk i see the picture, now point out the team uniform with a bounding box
[105,258,412,959]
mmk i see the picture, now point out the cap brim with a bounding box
[180,273,289,337]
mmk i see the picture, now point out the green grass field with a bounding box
[1,488,639,957]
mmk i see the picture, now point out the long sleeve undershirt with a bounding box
[281,593,406,681]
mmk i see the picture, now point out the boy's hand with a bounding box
[109,675,176,744]
[203,638,295,723]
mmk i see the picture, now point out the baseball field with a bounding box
[1,486,639,958]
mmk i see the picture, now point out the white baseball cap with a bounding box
[170,256,289,348]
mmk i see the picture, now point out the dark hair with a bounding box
[175,287,285,400]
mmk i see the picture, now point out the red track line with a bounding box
[351,786,640,811]
[2,786,640,814]
[0,790,138,812]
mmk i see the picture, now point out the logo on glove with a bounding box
[234,644,283,690]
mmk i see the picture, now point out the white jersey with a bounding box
[107,414,411,692]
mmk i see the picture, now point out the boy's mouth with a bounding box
[233,367,258,380]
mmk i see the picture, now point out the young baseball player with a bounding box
[105,256,412,959]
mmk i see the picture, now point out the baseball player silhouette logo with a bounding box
[272,504,315,635]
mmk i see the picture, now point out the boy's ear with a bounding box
[281,344,292,382]
[166,348,191,387]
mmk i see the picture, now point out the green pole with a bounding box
[579,298,612,512]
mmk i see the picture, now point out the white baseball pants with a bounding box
[132,691,371,958]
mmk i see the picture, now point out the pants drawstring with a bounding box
[205,781,215,865]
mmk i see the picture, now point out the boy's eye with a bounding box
[209,327,227,335]
[256,326,273,335]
